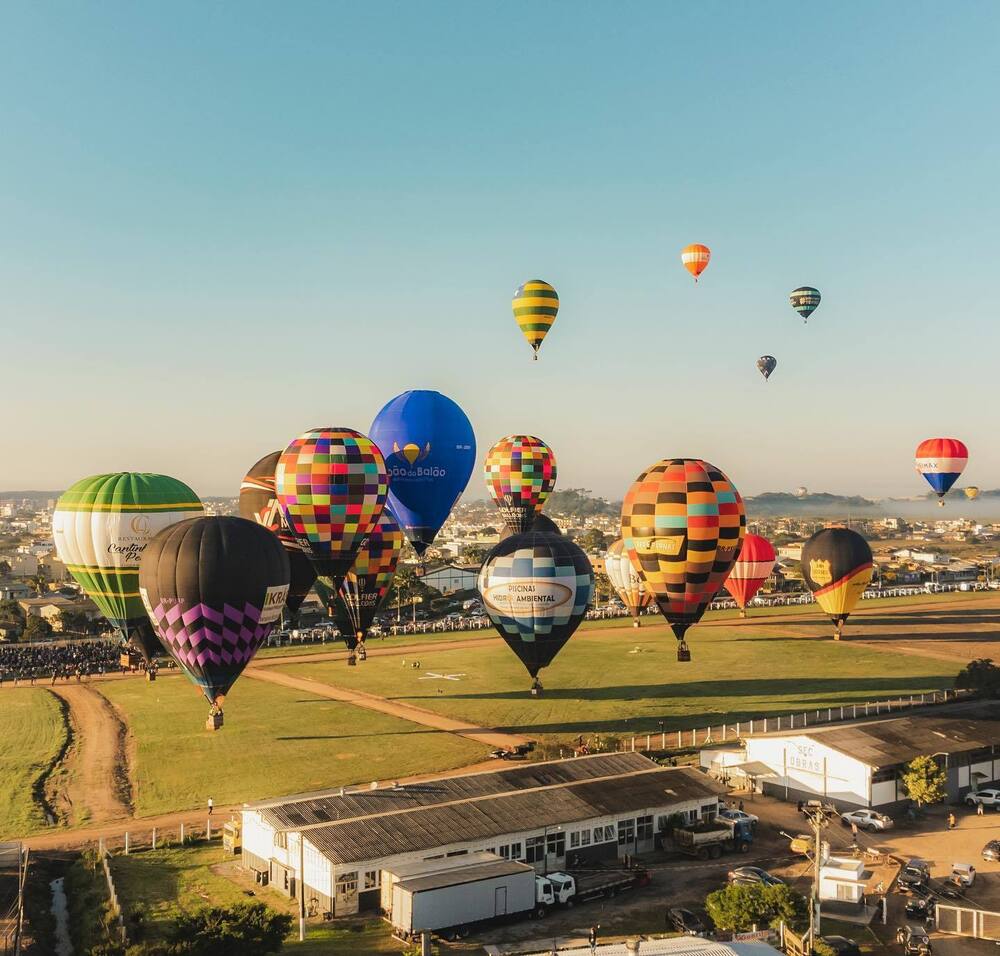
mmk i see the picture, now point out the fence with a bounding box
[100,852,127,946]
[0,843,27,956]
[936,903,1000,940]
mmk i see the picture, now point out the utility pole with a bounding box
[800,802,835,944]
[298,833,305,942]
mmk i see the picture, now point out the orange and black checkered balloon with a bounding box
[621,458,745,645]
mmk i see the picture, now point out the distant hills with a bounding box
[745,492,881,515]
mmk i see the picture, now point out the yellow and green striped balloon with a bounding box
[512,279,559,359]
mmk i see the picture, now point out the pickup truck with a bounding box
[675,818,754,860]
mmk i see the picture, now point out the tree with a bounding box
[0,599,25,626]
[575,528,608,553]
[27,570,48,595]
[705,883,808,933]
[956,658,1000,698]
[0,560,11,576]
[462,546,489,565]
[168,902,292,956]
[58,610,91,634]
[592,570,613,604]
[23,615,53,642]
[902,754,947,807]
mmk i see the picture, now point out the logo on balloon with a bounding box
[130,514,151,535]
[809,559,833,586]
[393,441,431,465]
[484,580,572,616]
[633,536,683,557]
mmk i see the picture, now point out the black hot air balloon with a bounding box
[139,516,290,728]
[239,451,318,622]
[801,528,873,640]
[478,531,593,694]
[756,355,777,381]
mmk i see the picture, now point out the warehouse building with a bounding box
[241,753,725,917]
[716,712,1000,811]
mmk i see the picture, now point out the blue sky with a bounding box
[2,2,998,501]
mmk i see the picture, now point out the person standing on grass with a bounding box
[208,797,214,817]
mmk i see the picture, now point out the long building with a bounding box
[241,753,725,917]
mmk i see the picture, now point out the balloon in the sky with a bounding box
[240,452,317,619]
[965,486,981,501]
[757,355,777,381]
[681,244,711,282]
[790,286,821,322]
[484,435,557,535]
[621,458,745,660]
[512,280,559,360]
[52,473,204,662]
[316,511,404,658]
[276,428,389,584]
[604,539,650,628]
[369,390,476,556]
[478,531,593,693]
[794,486,808,498]
[800,528,872,639]
[724,533,777,617]
[915,437,968,506]
[139,516,290,727]
[500,513,561,541]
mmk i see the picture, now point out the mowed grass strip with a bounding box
[0,688,67,838]
[275,615,963,741]
[98,674,486,816]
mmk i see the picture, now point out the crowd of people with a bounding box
[0,638,129,685]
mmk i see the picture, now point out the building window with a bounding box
[579,829,591,847]
[569,831,580,849]
[546,831,566,858]
[636,815,653,841]
[700,803,717,819]
[275,832,287,850]
[617,819,636,846]
[446,849,468,857]
[336,872,358,896]
[509,842,522,860]
[871,768,897,784]
[364,870,379,890]
[525,836,545,864]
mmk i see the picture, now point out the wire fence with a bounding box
[0,843,27,956]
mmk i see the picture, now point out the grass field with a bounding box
[98,674,487,816]
[0,688,66,839]
[275,612,965,742]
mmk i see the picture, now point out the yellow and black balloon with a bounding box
[512,280,558,359]
[800,528,873,639]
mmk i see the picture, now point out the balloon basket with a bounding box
[632,619,640,629]
[205,712,224,732]
[347,654,357,667]
[676,643,691,663]
[146,670,157,682]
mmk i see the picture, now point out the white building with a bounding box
[418,564,479,594]
[819,855,865,904]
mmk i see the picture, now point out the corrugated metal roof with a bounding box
[254,753,654,830]
[397,859,532,893]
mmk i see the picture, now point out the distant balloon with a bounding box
[369,390,476,556]
[484,435,557,535]
[801,527,873,639]
[239,452,317,619]
[276,428,389,584]
[790,286,821,322]
[512,280,559,360]
[681,244,711,282]
[965,486,981,501]
[794,487,808,499]
[139,516,290,726]
[52,473,204,662]
[478,531,593,693]
[724,534,777,616]
[621,458,745,661]
[604,539,651,627]
[915,437,968,506]
[757,355,777,381]
[500,513,561,541]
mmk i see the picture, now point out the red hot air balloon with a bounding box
[723,533,777,617]
[681,244,711,282]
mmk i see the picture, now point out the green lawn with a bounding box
[97,674,487,816]
[274,614,963,743]
[0,688,67,838]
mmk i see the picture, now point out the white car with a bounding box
[966,789,1000,808]
[840,809,893,832]
[719,808,760,827]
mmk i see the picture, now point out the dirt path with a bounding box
[243,665,532,749]
[46,684,132,828]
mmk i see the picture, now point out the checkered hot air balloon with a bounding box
[681,244,711,282]
[604,538,651,627]
[484,435,557,535]
[723,533,777,617]
[620,458,745,661]
[275,428,389,585]
[790,286,821,322]
[800,528,872,640]
[915,437,968,506]
[512,280,558,359]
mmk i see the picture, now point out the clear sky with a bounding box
[2,2,998,501]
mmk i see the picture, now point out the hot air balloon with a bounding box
[478,531,593,694]
[604,539,650,627]
[757,356,777,381]
[965,486,981,501]
[801,528,872,640]
[275,428,389,585]
[621,459,745,661]
[484,435,557,535]
[139,516,290,728]
[723,533,777,617]
[316,511,404,663]
[500,513,561,540]
[512,280,559,359]
[369,390,476,556]
[52,474,204,664]
[915,438,968,506]
[794,487,808,499]
[790,286,821,322]
[681,244,711,282]
[240,452,317,622]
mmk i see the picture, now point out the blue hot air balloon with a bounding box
[370,390,476,555]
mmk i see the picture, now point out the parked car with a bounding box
[727,866,783,887]
[966,788,1000,808]
[895,924,932,954]
[950,862,976,887]
[718,807,760,827]
[666,907,707,937]
[840,808,893,832]
[818,937,861,956]
[897,859,931,892]
[982,839,1000,862]
[789,833,813,856]
[904,892,936,919]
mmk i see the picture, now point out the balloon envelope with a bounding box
[369,390,476,556]
[801,528,873,631]
[681,244,711,281]
[915,437,968,500]
[724,533,777,609]
[604,539,650,624]
[52,473,204,660]
[757,355,777,380]
[965,486,981,501]
[790,287,821,321]
[794,487,808,498]
[484,435,557,535]
[512,280,558,358]
[478,531,593,681]
[139,516,290,709]
[276,428,389,583]
[240,451,317,615]
[621,458,745,647]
